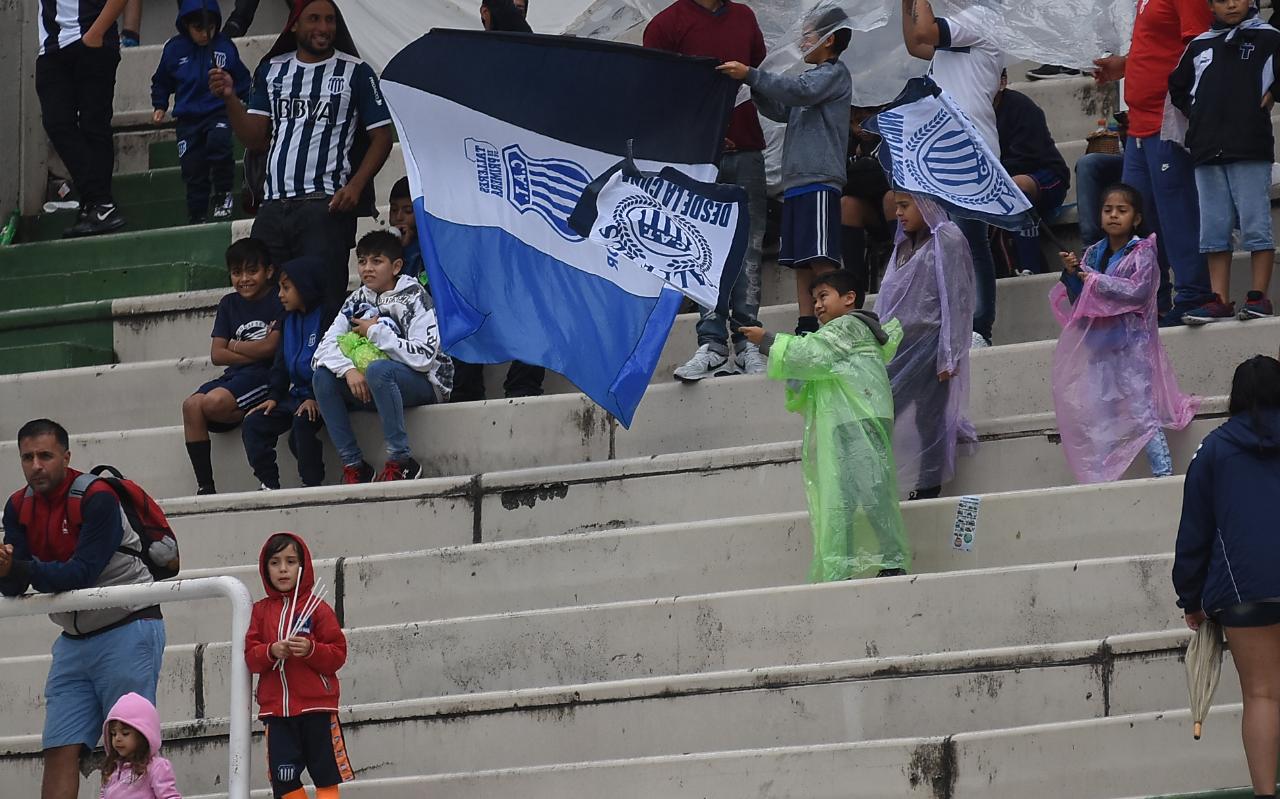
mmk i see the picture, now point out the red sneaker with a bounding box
[341,461,374,485]
[1182,297,1236,326]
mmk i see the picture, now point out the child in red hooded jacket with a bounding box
[245,532,352,798]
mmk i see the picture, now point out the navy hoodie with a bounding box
[1173,409,1280,614]
[151,0,251,121]
[269,257,331,404]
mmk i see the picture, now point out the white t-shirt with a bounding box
[929,7,1003,158]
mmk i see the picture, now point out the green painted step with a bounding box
[149,139,247,170]
[0,263,226,312]
[0,223,232,277]
[20,165,246,242]
[0,341,114,375]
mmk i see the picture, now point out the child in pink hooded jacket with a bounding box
[100,692,182,799]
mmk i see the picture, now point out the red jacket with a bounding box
[245,532,346,718]
[643,0,767,152]
[1123,0,1211,137]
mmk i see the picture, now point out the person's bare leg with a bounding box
[795,265,814,315]
[1013,174,1041,205]
[1250,249,1275,295]
[42,745,81,799]
[182,393,209,443]
[1207,251,1233,302]
[1226,624,1280,795]
[200,389,246,429]
[122,0,141,37]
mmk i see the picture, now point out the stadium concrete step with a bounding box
[0,223,231,277]
[26,164,248,242]
[2,630,1236,798]
[0,551,1197,731]
[1,313,1266,498]
[0,262,225,312]
[2,468,1191,657]
[0,341,117,375]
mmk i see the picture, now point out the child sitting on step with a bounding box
[740,271,911,581]
[877,192,977,501]
[241,256,336,490]
[1051,183,1199,483]
[311,231,453,484]
[183,237,282,495]
[100,692,182,798]
[246,532,351,799]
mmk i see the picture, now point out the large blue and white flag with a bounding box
[866,77,1033,231]
[380,31,736,426]
[569,156,749,315]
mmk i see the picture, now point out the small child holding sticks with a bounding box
[245,532,353,799]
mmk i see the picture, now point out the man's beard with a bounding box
[298,35,335,58]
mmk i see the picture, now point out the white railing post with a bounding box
[0,577,255,799]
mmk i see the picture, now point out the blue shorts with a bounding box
[1195,160,1275,253]
[197,367,272,432]
[43,619,166,749]
[779,186,842,268]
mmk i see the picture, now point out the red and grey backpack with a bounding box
[11,464,180,580]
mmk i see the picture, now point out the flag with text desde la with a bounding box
[866,77,1033,231]
[570,159,749,315]
[380,30,736,426]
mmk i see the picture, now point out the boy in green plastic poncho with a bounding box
[741,271,910,581]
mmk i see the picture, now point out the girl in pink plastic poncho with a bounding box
[878,193,977,499]
[1050,183,1198,483]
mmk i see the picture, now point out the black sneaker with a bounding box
[1025,64,1082,81]
[196,485,217,496]
[376,458,423,482]
[63,203,125,238]
[877,568,907,578]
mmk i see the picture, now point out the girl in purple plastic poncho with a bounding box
[878,193,977,499]
[1050,183,1198,483]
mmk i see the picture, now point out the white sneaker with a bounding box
[258,483,275,491]
[735,342,768,375]
[674,344,730,382]
[212,192,235,220]
[971,331,991,350]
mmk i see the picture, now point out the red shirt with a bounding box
[1124,0,1212,137]
[643,0,767,151]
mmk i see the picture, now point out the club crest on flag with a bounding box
[867,77,1033,230]
[466,137,591,241]
[600,191,714,287]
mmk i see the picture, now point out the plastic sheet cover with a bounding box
[876,195,977,494]
[931,0,1134,70]
[1048,235,1198,484]
[766,314,911,581]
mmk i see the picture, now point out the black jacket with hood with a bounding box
[1168,11,1280,165]
[1173,409,1280,614]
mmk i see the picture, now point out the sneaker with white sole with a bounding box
[735,342,768,375]
[674,343,730,382]
[212,192,235,219]
[970,331,991,349]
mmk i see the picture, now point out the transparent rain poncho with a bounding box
[766,312,911,582]
[1048,235,1198,484]
[876,196,977,494]
[931,0,1134,71]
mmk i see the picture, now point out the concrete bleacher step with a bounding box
[0,263,225,312]
[4,630,1234,797]
[0,341,116,375]
[1,313,1266,498]
[27,164,248,242]
[1,468,1191,657]
[0,551,1196,733]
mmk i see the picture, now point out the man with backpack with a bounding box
[0,419,168,799]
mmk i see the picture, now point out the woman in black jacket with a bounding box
[1174,354,1280,799]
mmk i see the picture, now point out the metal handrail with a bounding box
[0,576,254,798]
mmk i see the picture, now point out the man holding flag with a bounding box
[644,0,770,381]
[380,30,739,425]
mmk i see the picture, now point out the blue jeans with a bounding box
[1122,135,1214,309]
[312,360,437,465]
[697,150,765,348]
[1074,152,1124,249]
[44,618,166,748]
[1195,161,1275,253]
[1144,430,1173,477]
[953,216,996,341]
